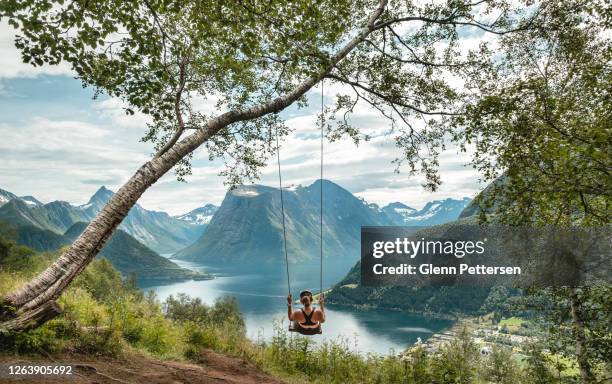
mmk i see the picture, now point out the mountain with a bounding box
[15,225,69,252]
[64,222,208,281]
[0,189,43,208]
[459,176,507,219]
[0,186,208,254]
[326,180,517,316]
[174,204,218,226]
[382,198,471,226]
[19,196,43,206]
[0,188,19,207]
[173,180,392,269]
[78,186,206,254]
[0,198,90,234]
[381,202,417,223]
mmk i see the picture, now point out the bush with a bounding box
[164,294,245,331]
[481,346,521,384]
[0,325,58,355]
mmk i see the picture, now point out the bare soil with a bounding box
[0,349,285,384]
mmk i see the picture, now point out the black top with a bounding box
[300,308,317,326]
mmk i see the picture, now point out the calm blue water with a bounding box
[141,260,452,355]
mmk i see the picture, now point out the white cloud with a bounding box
[0,21,73,79]
[94,98,151,130]
[0,117,150,205]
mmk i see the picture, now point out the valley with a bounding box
[0,179,472,353]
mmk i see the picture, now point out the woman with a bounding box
[287,290,325,335]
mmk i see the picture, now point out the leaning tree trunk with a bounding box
[0,0,386,332]
[568,288,594,383]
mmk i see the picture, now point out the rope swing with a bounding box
[276,79,325,297]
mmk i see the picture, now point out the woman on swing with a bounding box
[287,290,325,335]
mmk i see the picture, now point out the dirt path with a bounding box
[0,349,285,384]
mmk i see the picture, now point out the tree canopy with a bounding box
[1,0,535,187]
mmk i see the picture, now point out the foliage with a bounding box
[453,0,611,225]
[451,1,611,380]
[482,346,520,384]
[429,327,479,384]
[164,293,245,331]
[516,286,612,375]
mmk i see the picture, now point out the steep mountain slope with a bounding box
[173,180,392,269]
[64,222,207,281]
[80,187,205,254]
[326,216,498,316]
[0,188,19,207]
[0,186,207,254]
[0,197,90,234]
[382,198,471,226]
[0,199,64,233]
[15,225,69,252]
[459,176,507,219]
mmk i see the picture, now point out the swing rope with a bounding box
[320,79,324,295]
[276,80,325,297]
[275,126,290,295]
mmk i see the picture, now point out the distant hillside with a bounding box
[459,176,507,219]
[64,222,209,281]
[173,180,391,270]
[325,216,500,316]
[15,225,69,252]
[0,198,87,234]
[79,187,207,254]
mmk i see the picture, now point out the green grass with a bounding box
[499,317,525,327]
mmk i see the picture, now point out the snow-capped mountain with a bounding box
[382,198,471,226]
[381,202,418,223]
[19,196,43,206]
[174,204,218,225]
[0,186,210,254]
[0,188,19,207]
[0,189,44,207]
[76,186,208,253]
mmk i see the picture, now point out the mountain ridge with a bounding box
[172,180,470,275]
[0,186,210,254]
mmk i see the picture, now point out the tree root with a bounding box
[0,301,61,333]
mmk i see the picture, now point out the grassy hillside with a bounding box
[64,222,210,281]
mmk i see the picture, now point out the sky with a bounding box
[0,20,488,216]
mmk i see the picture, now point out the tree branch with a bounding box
[154,56,189,158]
[326,73,459,116]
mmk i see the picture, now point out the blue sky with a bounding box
[0,21,486,215]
